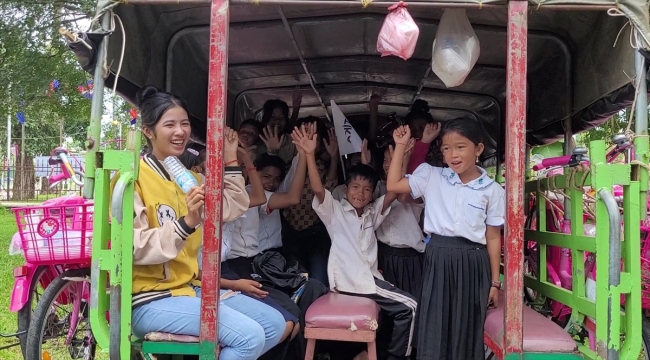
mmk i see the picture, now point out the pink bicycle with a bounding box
[1,148,95,359]
[525,135,650,356]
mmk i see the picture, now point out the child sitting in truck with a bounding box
[293,123,417,360]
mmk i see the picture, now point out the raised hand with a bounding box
[392,125,411,145]
[292,124,318,154]
[361,139,372,165]
[323,128,339,157]
[224,127,239,161]
[421,122,442,144]
[260,125,285,154]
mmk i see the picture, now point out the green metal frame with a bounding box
[523,139,646,360]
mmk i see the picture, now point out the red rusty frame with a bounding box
[503,0,527,357]
[200,0,230,357]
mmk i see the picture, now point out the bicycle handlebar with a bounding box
[48,150,85,187]
[532,155,573,171]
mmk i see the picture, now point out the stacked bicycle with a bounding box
[1,147,96,359]
[523,135,650,357]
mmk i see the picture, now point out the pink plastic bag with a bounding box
[376,1,420,60]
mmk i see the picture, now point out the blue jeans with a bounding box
[132,287,285,360]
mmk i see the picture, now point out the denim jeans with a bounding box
[131,287,285,360]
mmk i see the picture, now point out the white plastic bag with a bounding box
[376,1,420,60]
[431,9,480,88]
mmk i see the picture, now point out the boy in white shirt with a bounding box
[293,124,417,360]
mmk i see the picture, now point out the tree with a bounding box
[0,0,96,199]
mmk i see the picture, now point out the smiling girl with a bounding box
[386,118,505,360]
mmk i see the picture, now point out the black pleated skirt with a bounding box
[377,241,424,301]
[416,234,491,360]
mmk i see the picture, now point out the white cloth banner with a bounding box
[331,100,362,156]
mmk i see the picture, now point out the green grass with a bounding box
[0,207,27,359]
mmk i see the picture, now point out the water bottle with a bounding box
[163,156,199,193]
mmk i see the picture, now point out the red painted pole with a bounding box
[504,0,527,357]
[200,0,229,358]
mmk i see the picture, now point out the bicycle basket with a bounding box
[12,200,93,265]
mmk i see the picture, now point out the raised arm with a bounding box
[386,125,413,194]
[323,128,339,185]
[267,145,307,211]
[223,127,251,221]
[292,123,324,203]
[238,146,267,207]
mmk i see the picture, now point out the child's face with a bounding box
[259,165,283,192]
[441,131,484,176]
[268,108,287,132]
[238,124,259,148]
[382,147,392,176]
[345,176,374,210]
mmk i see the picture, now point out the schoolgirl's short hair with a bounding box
[239,119,262,133]
[345,164,379,191]
[405,99,434,125]
[178,149,202,170]
[440,117,484,146]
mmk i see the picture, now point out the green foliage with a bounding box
[576,110,630,147]
[0,0,96,157]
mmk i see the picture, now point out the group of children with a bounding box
[128,85,505,360]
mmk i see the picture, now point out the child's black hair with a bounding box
[178,149,202,170]
[345,164,379,192]
[239,118,262,133]
[254,153,287,179]
[405,99,434,125]
[261,99,290,130]
[440,116,484,146]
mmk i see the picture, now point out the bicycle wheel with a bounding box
[16,265,53,357]
[25,268,96,360]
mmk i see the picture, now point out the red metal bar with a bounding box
[200,0,229,357]
[504,0,527,357]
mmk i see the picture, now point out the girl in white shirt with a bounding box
[386,119,505,360]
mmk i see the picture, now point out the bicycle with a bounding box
[525,135,650,357]
[2,147,96,359]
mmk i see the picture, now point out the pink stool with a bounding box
[304,292,380,360]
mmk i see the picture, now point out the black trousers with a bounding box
[341,278,417,360]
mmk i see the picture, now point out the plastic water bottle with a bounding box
[163,156,199,193]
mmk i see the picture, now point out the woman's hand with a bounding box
[260,125,285,154]
[488,286,499,308]
[184,185,205,228]
[224,127,239,163]
[233,279,268,299]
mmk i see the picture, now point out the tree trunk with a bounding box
[12,156,35,201]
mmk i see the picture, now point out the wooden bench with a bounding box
[304,293,380,360]
[483,292,580,359]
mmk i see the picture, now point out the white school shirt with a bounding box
[257,190,283,253]
[375,180,426,252]
[407,164,505,244]
[333,181,424,251]
[197,221,234,270]
[225,206,260,260]
[312,190,391,294]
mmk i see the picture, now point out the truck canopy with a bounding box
[98,0,650,160]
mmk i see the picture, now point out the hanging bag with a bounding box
[431,9,481,88]
[376,1,420,60]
